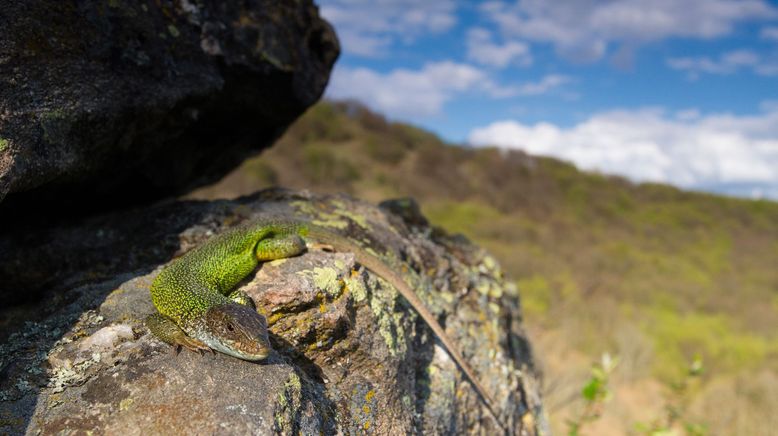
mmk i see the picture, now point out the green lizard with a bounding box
[146,219,503,428]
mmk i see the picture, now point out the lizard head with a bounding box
[200,303,272,361]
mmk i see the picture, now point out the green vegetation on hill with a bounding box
[191,101,778,435]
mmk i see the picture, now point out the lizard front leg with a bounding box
[254,234,307,261]
[222,235,306,311]
[145,313,211,354]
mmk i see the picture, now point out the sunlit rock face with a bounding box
[0,190,546,435]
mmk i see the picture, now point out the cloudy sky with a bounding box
[319,0,778,199]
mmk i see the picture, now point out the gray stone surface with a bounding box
[0,190,547,435]
[0,0,339,217]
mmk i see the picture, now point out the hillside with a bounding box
[190,101,778,435]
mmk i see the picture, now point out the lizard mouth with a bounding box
[203,304,272,361]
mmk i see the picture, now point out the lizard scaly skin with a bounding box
[146,220,504,430]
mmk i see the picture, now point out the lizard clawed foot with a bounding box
[168,336,210,356]
[146,313,212,356]
[178,335,211,354]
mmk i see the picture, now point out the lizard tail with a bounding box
[306,225,507,433]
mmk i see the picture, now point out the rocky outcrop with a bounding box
[0,0,339,220]
[0,190,547,435]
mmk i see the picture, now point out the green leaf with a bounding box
[582,379,602,401]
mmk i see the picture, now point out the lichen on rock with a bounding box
[0,189,547,434]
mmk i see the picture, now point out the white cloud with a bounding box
[667,49,778,78]
[667,50,757,75]
[480,0,777,63]
[675,108,702,121]
[326,61,512,118]
[327,63,573,118]
[335,31,392,58]
[466,28,532,68]
[761,26,778,41]
[475,74,573,99]
[516,74,572,95]
[468,106,778,198]
[319,1,457,57]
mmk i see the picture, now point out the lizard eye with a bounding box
[226,323,234,332]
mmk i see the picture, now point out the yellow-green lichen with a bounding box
[504,281,519,297]
[167,24,180,38]
[119,397,134,411]
[290,201,349,229]
[0,138,8,153]
[345,272,368,302]
[481,255,499,273]
[367,276,411,355]
[488,283,504,299]
[266,312,284,326]
[306,267,344,298]
[290,201,373,231]
[312,214,349,229]
[287,372,302,391]
[329,200,370,229]
[274,372,303,433]
[476,282,493,296]
[438,290,455,304]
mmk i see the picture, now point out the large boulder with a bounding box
[0,190,547,435]
[0,0,338,220]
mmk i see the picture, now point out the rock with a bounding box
[0,0,339,220]
[0,189,547,434]
[77,324,135,352]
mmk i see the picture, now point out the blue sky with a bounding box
[319,0,778,199]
